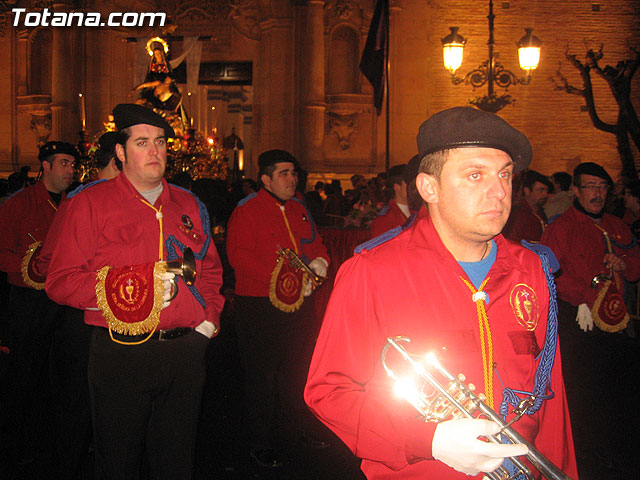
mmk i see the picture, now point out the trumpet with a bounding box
[276,247,325,287]
[163,247,196,301]
[381,337,572,480]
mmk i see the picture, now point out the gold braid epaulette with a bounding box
[95,262,166,336]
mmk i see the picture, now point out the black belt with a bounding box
[103,327,193,342]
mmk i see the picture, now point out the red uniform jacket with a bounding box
[226,188,329,297]
[44,173,224,330]
[503,201,547,244]
[540,205,640,307]
[0,180,63,288]
[305,215,577,479]
[370,199,410,239]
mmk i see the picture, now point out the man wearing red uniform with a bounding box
[0,141,77,463]
[370,163,412,238]
[305,107,577,479]
[44,104,224,480]
[540,162,640,477]
[226,149,330,468]
[503,170,551,243]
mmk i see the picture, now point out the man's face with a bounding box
[42,154,75,193]
[571,173,609,215]
[117,124,167,192]
[624,189,639,212]
[524,181,549,209]
[394,180,408,204]
[262,162,298,201]
[417,147,513,245]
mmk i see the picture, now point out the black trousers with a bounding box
[88,327,209,480]
[234,296,320,450]
[0,286,60,449]
[49,306,93,479]
[557,300,640,475]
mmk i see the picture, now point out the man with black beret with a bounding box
[226,149,330,468]
[306,107,577,479]
[44,104,224,479]
[503,169,552,243]
[369,163,413,238]
[541,161,640,476]
[0,140,77,463]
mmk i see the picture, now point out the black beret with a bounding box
[404,154,421,184]
[573,162,613,186]
[98,131,120,151]
[112,104,174,139]
[416,107,532,172]
[258,149,298,170]
[387,164,407,180]
[38,141,80,162]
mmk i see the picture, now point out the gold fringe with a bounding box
[269,256,305,313]
[21,241,45,290]
[592,278,630,333]
[95,263,166,343]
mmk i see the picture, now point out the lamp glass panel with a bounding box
[518,46,540,70]
[443,44,464,73]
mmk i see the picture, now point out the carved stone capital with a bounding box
[17,95,53,146]
[326,111,359,151]
[228,0,261,40]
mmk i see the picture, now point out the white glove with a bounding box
[308,257,328,278]
[432,418,528,476]
[195,320,218,339]
[161,272,175,309]
[303,257,328,297]
[576,303,593,332]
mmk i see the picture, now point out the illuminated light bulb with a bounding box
[395,377,417,400]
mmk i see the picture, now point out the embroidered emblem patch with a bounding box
[510,283,539,331]
[182,214,193,230]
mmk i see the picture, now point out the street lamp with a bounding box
[441,0,541,112]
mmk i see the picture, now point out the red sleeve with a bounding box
[540,221,597,307]
[45,195,103,309]
[305,255,437,470]
[0,196,22,274]
[198,227,225,331]
[532,333,579,479]
[39,199,71,277]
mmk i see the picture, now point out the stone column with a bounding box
[255,17,295,154]
[50,2,74,141]
[301,0,326,169]
[16,29,28,96]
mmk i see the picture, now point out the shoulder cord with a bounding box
[460,277,495,409]
[497,247,558,479]
[164,196,212,309]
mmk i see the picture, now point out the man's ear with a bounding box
[570,184,580,198]
[416,172,438,204]
[261,173,271,190]
[115,144,126,163]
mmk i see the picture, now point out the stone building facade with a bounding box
[0,0,638,182]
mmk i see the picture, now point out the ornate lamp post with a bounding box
[441,0,542,113]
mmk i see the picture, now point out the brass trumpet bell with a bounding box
[165,247,197,300]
